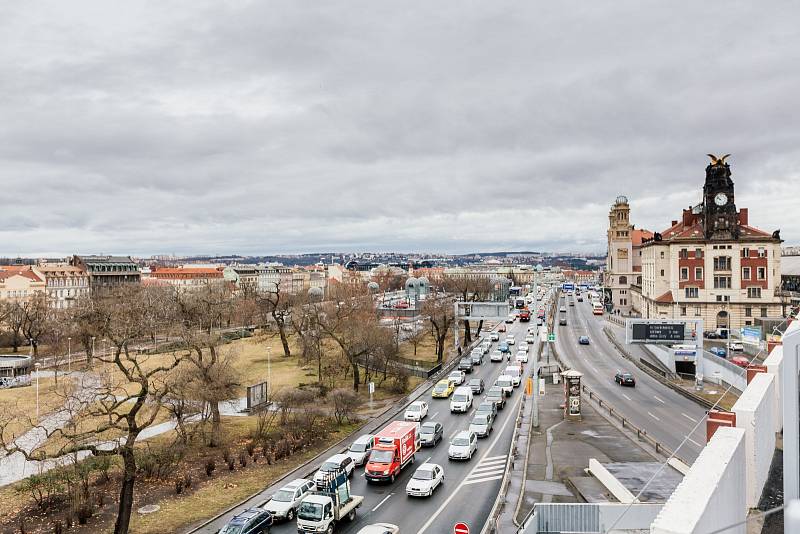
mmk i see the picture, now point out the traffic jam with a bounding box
[219,287,553,534]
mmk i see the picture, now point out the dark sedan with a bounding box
[419,421,444,447]
[614,371,636,387]
[469,378,485,394]
[485,387,506,410]
[219,508,272,534]
[578,336,590,345]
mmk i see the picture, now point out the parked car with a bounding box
[731,356,751,368]
[419,421,444,447]
[432,379,455,398]
[448,430,478,461]
[469,378,485,394]
[263,479,315,522]
[709,346,727,358]
[448,370,466,386]
[490,349,504,362]
[578,336,590,345]
[314,454,355,487]
[220,508,273,534]
[404,400,429,422]
[356,525,400,534]
[406,463,445,497]
[475,401,498,420]
[490,331,500,341]
[729,341,745,352]
[469,413,494,438]
[458,357,474,373]
[486,387,506,409]
[347,434,374,466]
[614,371,636,387]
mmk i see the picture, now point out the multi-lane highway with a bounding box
[554,294,707,463]
[196,307,542,534]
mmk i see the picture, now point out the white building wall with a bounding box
[732,372,776,508]
[763,344,784,433]
[650,426,746,534]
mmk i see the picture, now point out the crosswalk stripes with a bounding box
[462,453,507,486]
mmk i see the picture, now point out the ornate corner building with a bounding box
[605,196,653,316]
[635,156,782,332]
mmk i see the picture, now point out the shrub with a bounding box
[183,474,193,489]
[221,448,232,464]
[175,477,184,495]
[245,441,256,457]
[52,520,63,534]
[205,459,216,477]
[239,452,248,468]
[226,458,235,471]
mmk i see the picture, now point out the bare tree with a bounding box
[0,301,25,352]
[0,285,184,534]
[254,283,293,357]
[422,293,455,364]
[21,292,53,356]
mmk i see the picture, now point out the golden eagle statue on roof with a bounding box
[707,153,731,165]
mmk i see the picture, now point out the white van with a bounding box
[450,386,474,413]
[504,365,522,387]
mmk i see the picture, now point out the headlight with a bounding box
[383,469,389,474]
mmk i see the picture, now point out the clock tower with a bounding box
[702,154,739,240]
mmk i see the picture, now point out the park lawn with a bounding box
[396,330,440,363]
[129,417,361,534]
[0,376,74,442]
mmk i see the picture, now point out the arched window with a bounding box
[619,275,628,285]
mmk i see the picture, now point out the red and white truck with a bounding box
[365,421,420,483]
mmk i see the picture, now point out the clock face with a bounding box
[714,192,728,206]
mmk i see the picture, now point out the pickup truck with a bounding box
[365,421,419,483]
[297,470,363,534]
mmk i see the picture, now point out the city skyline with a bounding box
[2,2,799,256]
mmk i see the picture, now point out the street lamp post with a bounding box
[91,336,96,366]
[67,337,71,373]
[35,362,41,421]
[266,346,272,403]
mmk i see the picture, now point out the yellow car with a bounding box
[431,379,455,398]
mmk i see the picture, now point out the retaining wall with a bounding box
[650,426,746,534]
[763,345,784,433]
[702,351,747,392]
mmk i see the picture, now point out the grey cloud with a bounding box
[1,0,799,257]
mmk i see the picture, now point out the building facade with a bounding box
[149,266,225,290]
[637,157,783,332]
[605,196,653,315]
[0,266,46,302]
[34,263,90,308]
[71,255,141,288]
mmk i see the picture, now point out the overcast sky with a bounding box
[2,1,799,257]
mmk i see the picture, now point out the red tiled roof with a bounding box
[0,266,44,283]
[655,291,674,303]
[632,229,654,246]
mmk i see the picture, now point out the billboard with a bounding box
[741,326,762,345]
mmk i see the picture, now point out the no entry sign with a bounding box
[454,522,470,534]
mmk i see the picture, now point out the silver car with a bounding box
[347,434,374,466]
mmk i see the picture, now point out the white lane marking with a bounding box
[476,458,508,467]
[687,437,702,447]
[423,456,431,464]
[682,413,698,423]
[463,474,504,485]
[653,395,665,404]
[430,412,439,419]
[469,468,506,478]
[622,393,632,401]
[417,385,519,534]
[482,454,508,462]
[647,412,661,421]
[372,493,392,511]
[471,464,506,474]
[589,365,599,373]
[449,429,460,440]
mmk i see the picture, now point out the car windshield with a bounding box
[350,443,367,452]
[413,469,435,480]
[488,388,501,397]
[469,380,480,385]
[219,525,244,534]
[298,502,323,521]
[497,379,511,387]
[434,384,447,391]
[408,405,420,412]
[453,394,467,402]
[452,437,470,446]
[623,374,633,379]
[472,415,489,425]
[321,461,340,471]
[370,449,394,463]
[272,489,294,502]
[421,424,436,433]
[461,358,471,364]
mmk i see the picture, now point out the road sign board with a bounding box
[548,333,555,342]
[454,523,470,534]
[368,382,375,394]
[630,322,685,343]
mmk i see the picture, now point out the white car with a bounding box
[490,332,500,341]
[313,454,355,487]
[448,370,466,385]
[406,463,445,497]
[505,335,515,345]
[519,342,528,352]
[525,335,535,344]
[404,400,429,421]
[356,524,401,534]
[347,434,374,466]
[263,478,315,521]
[495,375,514,396]
[480,342,491,355]
[505,315,515,323]
[448,430,478,461]
[729,341,745,352]
[490,350,504,362]
[516,351,529,364]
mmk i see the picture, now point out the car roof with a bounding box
[416,462,438,471]
[453,430,472,438]
[421,421,438,428]
[410,400,425,406]
[232,508,264,521]
[435,379,450,386]
[326,453,349,462]
[353,434,373,444]
[283,478,312,490]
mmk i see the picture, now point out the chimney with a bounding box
[682,208,694,227]
[671,220,678,227]
[739,208,749,226]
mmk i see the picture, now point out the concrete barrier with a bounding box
[763,344,784,433]
[702,351,747,392]
[732,372,776,509]
[587,458,638,504]
[650,426,746,534]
